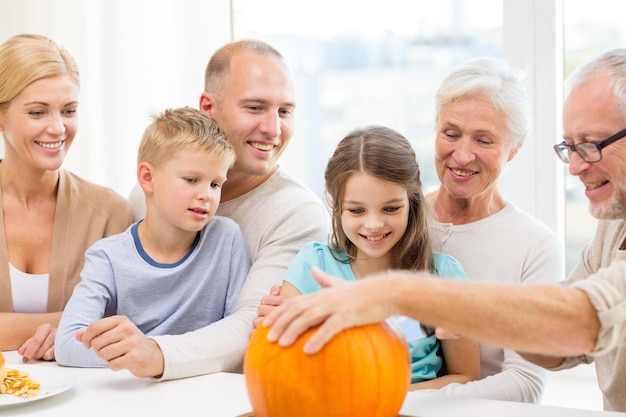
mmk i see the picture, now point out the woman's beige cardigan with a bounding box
[0,169,132,312]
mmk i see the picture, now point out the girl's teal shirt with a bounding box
[283,241,467,384]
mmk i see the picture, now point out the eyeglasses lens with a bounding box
[577,143,600,162]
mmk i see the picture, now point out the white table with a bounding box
[1,350,621,417]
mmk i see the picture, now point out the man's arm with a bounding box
[154,193,329,380]
[153,259,272,380]
[519,352,566,368]
[266,268,600,357]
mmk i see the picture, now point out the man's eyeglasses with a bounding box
[553,127,626,164]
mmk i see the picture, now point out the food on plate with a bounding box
[0,351,41,398]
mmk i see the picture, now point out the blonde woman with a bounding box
[0,34,132,361]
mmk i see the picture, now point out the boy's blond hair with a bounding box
[137,107,234,168]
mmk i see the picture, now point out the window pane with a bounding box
[232,0,502,197]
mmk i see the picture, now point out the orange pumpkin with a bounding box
[244,321,410,417]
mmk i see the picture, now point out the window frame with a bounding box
[502,0,565,249]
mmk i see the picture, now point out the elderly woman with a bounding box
[0,34,132,360]
[424,57,564,402]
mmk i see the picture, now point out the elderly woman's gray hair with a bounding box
[435,57,530,149]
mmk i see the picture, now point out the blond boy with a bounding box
[55,108,250,373]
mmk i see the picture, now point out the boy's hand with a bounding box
[76,315,164,378]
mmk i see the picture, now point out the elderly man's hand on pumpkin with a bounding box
[265,266,395,354]
[254,264,348,329]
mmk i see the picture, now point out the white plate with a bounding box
[0,365,75,407]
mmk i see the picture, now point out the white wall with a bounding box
[0,0,232,197]
[502,0,565,241]
[0,0,564,244]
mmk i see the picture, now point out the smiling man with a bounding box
[124,40,329,380]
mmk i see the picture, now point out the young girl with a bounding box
[280,126,479,389]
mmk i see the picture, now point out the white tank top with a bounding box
[9,263,49,313]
